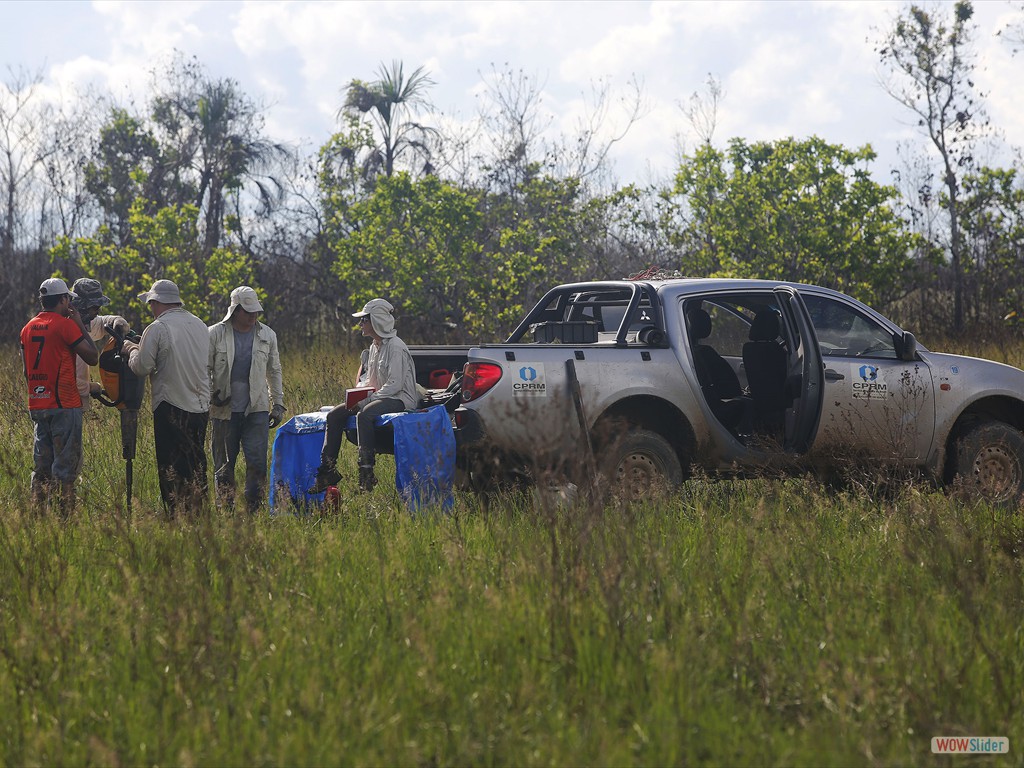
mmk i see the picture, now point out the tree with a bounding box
[958,165,1024,327]
[0,68,63,331]
[52,197,254,327]
[0,69,46,260]
[84,108,163,245]
[339,60,437,181]
[329,172,486,340]
[996,3,1024,52]
[670,137,921,309]
[875,0,985,332]
[149,55,291,258]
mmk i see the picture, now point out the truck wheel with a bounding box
[599,429,683,503]
[952,421,1024,507]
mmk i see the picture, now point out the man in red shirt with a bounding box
[20,278,99,516]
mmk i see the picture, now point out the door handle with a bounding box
[824,369,845,382]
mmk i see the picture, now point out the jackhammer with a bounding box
[93,324,145,515]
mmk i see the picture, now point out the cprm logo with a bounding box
[513,363,546,397]
[853,364,887,400]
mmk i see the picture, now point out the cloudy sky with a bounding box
[3,0,1021,185]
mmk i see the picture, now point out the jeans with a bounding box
[154,401,209,516]
[212,411,269,512]
[30,407,83,484]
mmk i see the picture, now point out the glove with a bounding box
[269,404,286,429]
[211,390,231,408]
[120,340,140,356]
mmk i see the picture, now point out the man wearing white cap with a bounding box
[309,298,418,493]
[19,278,99,515]
[208,286,286,513]
[122,279,211,516]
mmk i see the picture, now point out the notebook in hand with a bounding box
[345,387,375,409]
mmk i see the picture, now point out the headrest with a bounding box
[687,308,712,340]
[749,309,781,342]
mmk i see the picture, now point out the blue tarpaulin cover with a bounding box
[269,406,455,513]
[391,405,455,513]
[269,410,329,511]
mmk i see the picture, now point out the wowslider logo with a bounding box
[931,736,1009,754]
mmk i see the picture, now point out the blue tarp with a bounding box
[392,405,455,513]
[269,406,455,513]
[269,410,329,511]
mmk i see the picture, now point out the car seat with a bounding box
[742,309,788,435]
[687,307,747,432]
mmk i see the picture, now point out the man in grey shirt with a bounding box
[123,279,211,516]
[208,286,285,513]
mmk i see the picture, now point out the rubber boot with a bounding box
[308,462,342,495]
[358,465,377,493]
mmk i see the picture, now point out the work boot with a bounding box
[307,464,342,495]
[358,465,377,493]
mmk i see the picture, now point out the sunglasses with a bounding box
[358,317,371,324]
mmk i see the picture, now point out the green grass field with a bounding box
[0,343,1021,766]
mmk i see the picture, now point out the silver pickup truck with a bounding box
[415,279,1024,506]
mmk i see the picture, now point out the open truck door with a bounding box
[775,286,824,453]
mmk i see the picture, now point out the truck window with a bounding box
[803,295,896,359]
[703,305,750,357]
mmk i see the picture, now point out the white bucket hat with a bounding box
[223,285,264,322]
[352,298,396,338]
[137,279,181,304]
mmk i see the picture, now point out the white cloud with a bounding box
[0,0,1019,184]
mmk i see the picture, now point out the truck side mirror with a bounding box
[895,331,917,361]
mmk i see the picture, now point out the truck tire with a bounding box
[952,421,1024,507]
[599,428,684,503]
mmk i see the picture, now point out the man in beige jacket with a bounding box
[208,286,285,513]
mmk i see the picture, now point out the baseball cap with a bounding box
[39,278,76,299]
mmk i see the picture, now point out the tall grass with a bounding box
[0,344,1021,766]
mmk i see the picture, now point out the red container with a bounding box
[429,369,452,389]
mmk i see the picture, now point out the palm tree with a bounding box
[191,79,290,255]
[151,56,291,256]
[340,60,437,179]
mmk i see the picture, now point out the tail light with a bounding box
[461,362,503,402]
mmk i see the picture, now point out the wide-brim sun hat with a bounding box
[137,279,181,304]
[223,285,264,322]
[71,278,111,308]
[352,298,396,338]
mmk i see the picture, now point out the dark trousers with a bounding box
[154,401,209,515]
[356,397,405,465]
[320,397,406,468]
